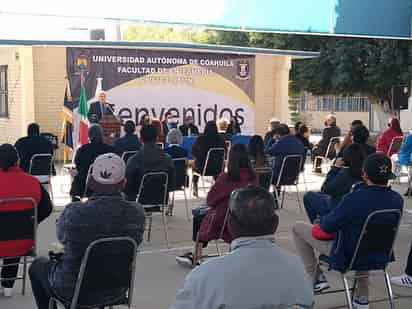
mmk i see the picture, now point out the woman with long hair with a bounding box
[376,118,403,155]
[176,143,257,267]
[191,121,226,196]
[304,143,367,223]
[248,135,267,168]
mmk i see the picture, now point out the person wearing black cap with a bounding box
[293,153,403,309]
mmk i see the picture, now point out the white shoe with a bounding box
[391,274,412,288]
[3,287,13,297]
[352,296,369,309]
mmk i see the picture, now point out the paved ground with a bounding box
[2,164,412,309]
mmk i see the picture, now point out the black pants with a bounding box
[29,257,57,309]
[192,211,208,248]
[1,258,20,288]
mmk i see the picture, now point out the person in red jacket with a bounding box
[0,144,53,297]
[376,118,403,156]
[176,143,258,267]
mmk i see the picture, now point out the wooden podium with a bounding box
[99,115,121,145]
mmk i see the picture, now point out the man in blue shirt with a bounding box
[292,153,403,309]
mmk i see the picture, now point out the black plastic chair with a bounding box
[273,154,303,210]
[137,172,170,248]
[192,147,225,195]
[29,153,54,199]
[170,158,190,221]
[121,151,137,164]
[0,197,37,295]
[49,237,138,309]
[387,136,404,157]
[317,209,402,309]
[255,166,273,191]
[315,136,341,173]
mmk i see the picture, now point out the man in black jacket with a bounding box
[312,114,341,173]
[113,120,141,156]
[179,116,199,136]
[14,123,54,173]
[87,91,114,123]
[70,125,115,200]
[124,124,175,201]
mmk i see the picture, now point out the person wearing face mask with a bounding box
[179,116,199,137]
[162,112,178,142]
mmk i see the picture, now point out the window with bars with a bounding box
[0,66,8,117]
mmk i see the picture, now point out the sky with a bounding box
[0,0,410,40]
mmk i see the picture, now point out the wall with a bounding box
[302,111,370,133]
[254,55,291,135]
[32,46,67,160]
[0,46,35,144]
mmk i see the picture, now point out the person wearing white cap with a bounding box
[29,153,145,309]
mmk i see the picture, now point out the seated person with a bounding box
[191,121,226,197]
[292,153,403,309]
[295,123,312,151]
[391,131,412,196]
[14,123,54,173]
[376,118,403,156]
[339,120,363,152]
[124,124,175,201]
[69,125,115,200]
[337,125,376,160]
[171,186,313,309]
[151,118,164,143]
[263,118,281,148]
[248,135,271,168]
[217,118,231,141]
[304,143,366,223]
[0,144,53,297]
[267,124,305,186]
[176,144,258,267]
[29,153,146,309]
[391,242,412,288]
[312,114,341,173]
[113,120,141,156]
[226,116,241,135]
[179,115,199,136]
[164,129,188,159]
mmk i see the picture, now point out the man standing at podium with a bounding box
[87,91,114,123]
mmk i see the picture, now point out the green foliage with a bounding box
[123,24,412,102]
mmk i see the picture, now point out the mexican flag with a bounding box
[77,83,89,145]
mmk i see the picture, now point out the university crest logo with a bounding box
[236,60,250,80]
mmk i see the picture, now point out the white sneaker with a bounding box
[3,287,13,297]
[391,274,412,288]
[352,296,369,309]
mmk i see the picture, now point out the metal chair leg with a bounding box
[49,181,54,200]
[147,214,153,242]
[384,269,396,309]
[183,188,190,221]
[274,187,280,206]
[295,185,302,212]
[215,240,221,256]
[201,176,207,195]
[161,213,170,248]
[342,274,353,309]
[22,257,27,295]
[280,188,286,209]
